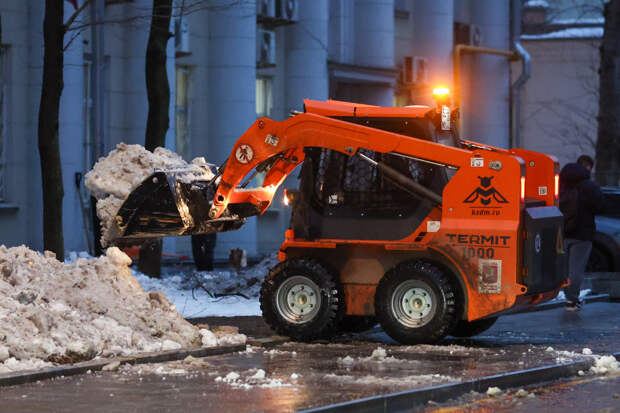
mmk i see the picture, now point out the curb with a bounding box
[300,352,620,413]
[0,344,246,388]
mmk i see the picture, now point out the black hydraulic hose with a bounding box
[358,153,443,206]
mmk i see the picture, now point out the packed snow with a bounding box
[0,245,245,374]
[133,253,277,318]
[85,143,216,246]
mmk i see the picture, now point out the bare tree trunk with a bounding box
[139,0,173,277]
[596,0,620,186]
[145,0,172,150]
[38,0,65,261]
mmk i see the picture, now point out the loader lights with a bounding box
[554,174,559,200]
[520,176,526,202]
[432,86,450,97]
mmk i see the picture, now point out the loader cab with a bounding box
[290,110,456,241]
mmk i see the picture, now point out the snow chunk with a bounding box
[545,346,554,352]
[217,333,247,347]
[105,247,132,267]
[590,355,620,375]
[200,329,218,347]
[515,389,529,398]
[249,369,266,380]
[0,346,10,362]
[370,347,387,360]
[486,387,502,397]
[85,143,215,246]
[582,348,593,355]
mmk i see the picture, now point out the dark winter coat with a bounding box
[559,162,603,241]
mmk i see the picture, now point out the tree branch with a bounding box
[64,0,93,31]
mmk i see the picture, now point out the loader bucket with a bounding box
[110,170,245,245]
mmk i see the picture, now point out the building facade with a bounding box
[1,0,599,260]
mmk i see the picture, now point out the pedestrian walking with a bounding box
[559,155,603,311]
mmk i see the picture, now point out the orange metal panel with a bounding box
[344,284,376,316]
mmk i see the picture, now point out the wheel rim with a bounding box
[275,275,322,324]
[390,280,436,328]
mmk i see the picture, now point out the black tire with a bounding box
[337,316,378,333]
[587,231,620,273]
[375,260,459,345]
[260,258,344,341]
[450,317,498,337]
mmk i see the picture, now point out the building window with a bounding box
[175,66,192,160]
[256,76,273,118]
[0,48,7,203]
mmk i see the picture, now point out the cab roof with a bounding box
[304,99,433,119]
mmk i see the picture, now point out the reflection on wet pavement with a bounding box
[1,303,619,412]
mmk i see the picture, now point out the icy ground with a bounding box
[131,253,278,318]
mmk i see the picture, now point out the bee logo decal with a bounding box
[464,176,508,205]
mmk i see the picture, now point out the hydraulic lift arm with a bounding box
[209,112,474,220]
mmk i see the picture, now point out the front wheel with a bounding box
[260,258,344,341]
[375,261,459,345]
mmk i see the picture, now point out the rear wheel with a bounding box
[451,317,498,337]
[260,258,344,341]
[375,261,458,345]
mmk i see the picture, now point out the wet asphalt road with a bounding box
[1,302,619,413]
[427,372,620,413]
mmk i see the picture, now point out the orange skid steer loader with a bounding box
[112,96,567,344]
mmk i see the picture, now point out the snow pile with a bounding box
[215,369,293,390]
[133,253,278,318]
[85,143,215,246]
[0,245,243,374]
[590,355,620,375]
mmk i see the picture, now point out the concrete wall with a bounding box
[515,38,600,166]
[207,0,258,258]
[0,0,41,249]
[461,0,511,148]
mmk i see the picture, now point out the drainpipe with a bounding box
[453,45,516,133]
[511,0,531,148]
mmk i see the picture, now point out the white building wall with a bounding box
[59,1,86,252]
[411,0,453,106]
[461,0,511,148]
[207,0,258,259]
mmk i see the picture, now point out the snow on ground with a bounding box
[85,143,215,246]
[215,368,294,389]
[323,372,455,387]
[0,245,245,374]
[133,253,278,318]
